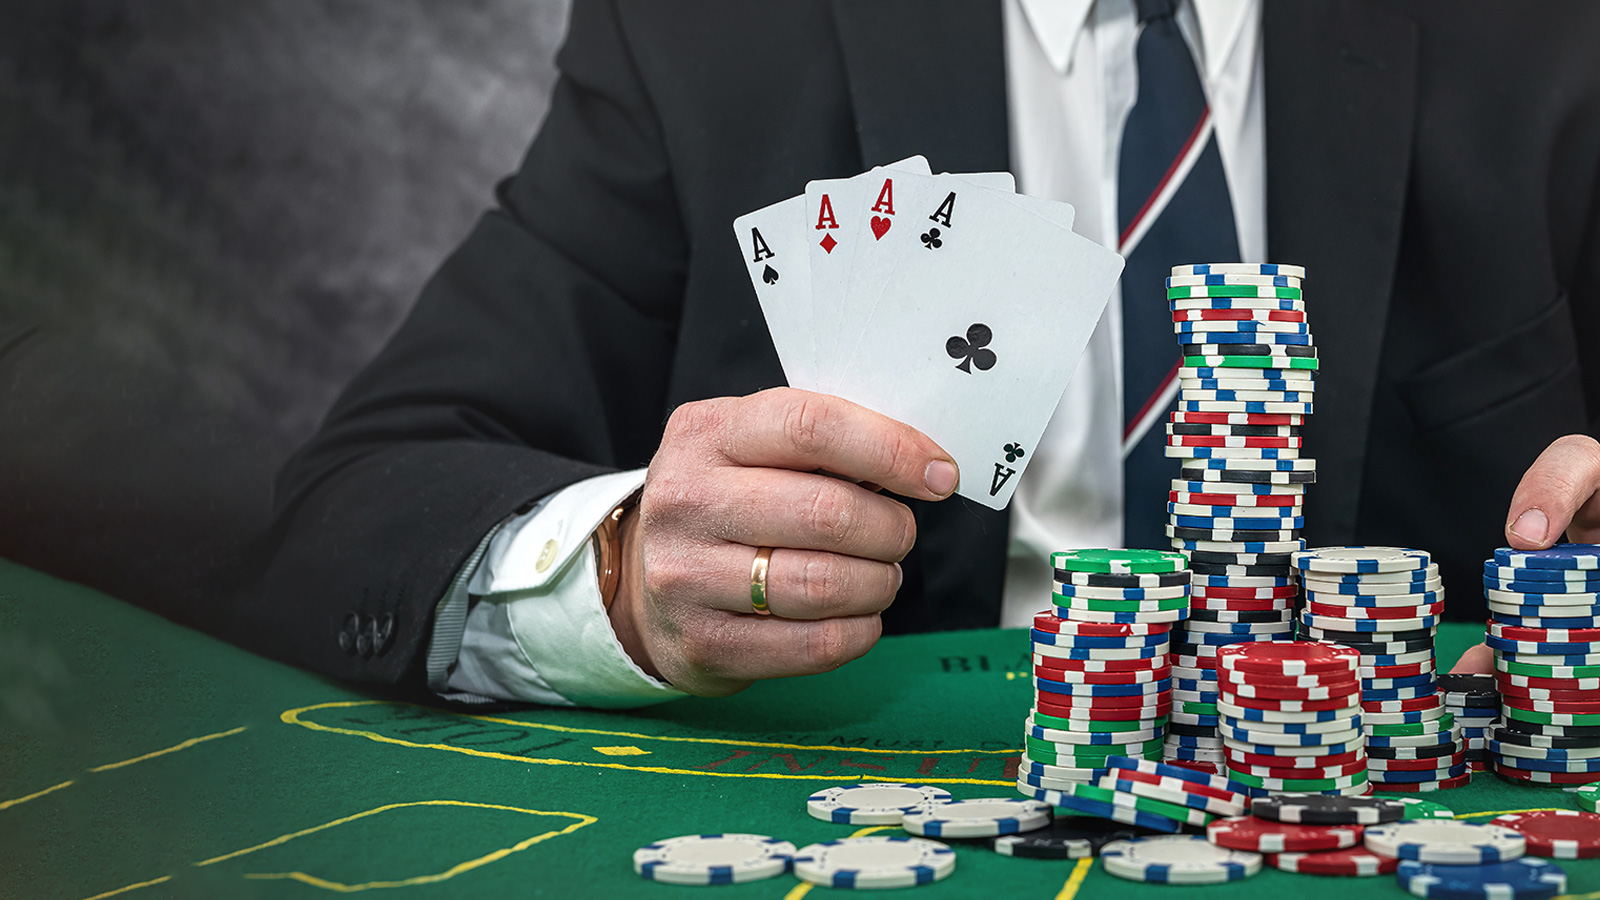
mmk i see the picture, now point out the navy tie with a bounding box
[1117,0,1241,550]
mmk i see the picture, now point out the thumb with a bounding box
[1504,435,1600,550]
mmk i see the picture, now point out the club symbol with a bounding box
[762,264,779,284]
[1003,442,1025,463]
[920,227,943,250]
[946,323,996,373]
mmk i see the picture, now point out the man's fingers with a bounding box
[651,543,901,620]
[1505,434,1600,549]
[706,468,916,561]
[1449,642,1494,674]
[675,611,884,684]
[716,389,959,501]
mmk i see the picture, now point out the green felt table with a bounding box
[2,558,1597,900]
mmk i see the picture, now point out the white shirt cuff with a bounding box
[442,469,684,708]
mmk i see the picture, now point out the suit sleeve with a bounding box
[231,0,684,686]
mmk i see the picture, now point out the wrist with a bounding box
[605,504,662,681]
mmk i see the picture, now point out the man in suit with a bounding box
[232,0,1600,704]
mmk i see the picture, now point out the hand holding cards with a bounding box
[734,158,1124,509]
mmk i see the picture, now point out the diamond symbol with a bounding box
[820,233,838,254]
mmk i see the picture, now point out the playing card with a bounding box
[733,194,817,388]
[836,185,1124,510]
[806,157,931,388]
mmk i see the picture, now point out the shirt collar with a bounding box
[1016,0,1252,82]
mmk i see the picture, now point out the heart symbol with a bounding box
[870,216,891,240]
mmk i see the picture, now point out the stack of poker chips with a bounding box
[1162,263,1315,771]
[1215,641,1369,796]
[1292,546,1466,792]
[1439,673,1500,772]
[1481,544,1600,787]
[1019,549,1188,794]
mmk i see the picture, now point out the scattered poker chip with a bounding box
[1576,781,1599,811]
[900,797,1051,838]
[1387,797,1457,820]
[1268,846,1398,876]
[1394,858,1567,900]
[1489,810,1600,859]
[1100,835,1263,884]
[1207,815,1361,853]
[1375,773,1473,792]
[792,836,955,889]
[634,834,797,885]
[991,815,1144,859]
[805,783,954,825]
[1051,549,1189,574]
[1437,673,1499,708]
[1251,793,1405,825]
[1019,783,1187,833]
[1363,821,1526,864]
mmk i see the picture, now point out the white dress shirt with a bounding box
[427,0,1267,706]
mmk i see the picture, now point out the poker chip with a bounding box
[1489,810,1600,859]
[1577,781,1599,811]
[1292,546,1431,574]
[1395,858,1567,900]
[1207,815,1361,852]
[806,783,953,824]
[991,815,1144,859]
[1363,821,1526,864]
[1387,797,1456,820]
[1251,794,1405,825]
[1169,289,1304,304]
[634,834,797,885]
[1494,544,1600,570]
[792,836,955,889]
[900,797,1051,838]
[1168,272,1302,288]
[1268,846,1398,876]
[1171,262,1307,278]
[1020,782,1187,832]
[1052,549,1189,574]
[1220,641,1360,675]
[1438,673,1498,708]
[1100,835,1263,884]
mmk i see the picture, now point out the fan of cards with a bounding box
[732,156,1125,510]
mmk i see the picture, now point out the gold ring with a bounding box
[750,547,774,615]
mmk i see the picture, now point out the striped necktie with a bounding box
[1117,0,1241,549]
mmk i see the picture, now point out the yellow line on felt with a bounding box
[1555,892,1600,900]
[782,825,898,899]
[87,726,247,772]
[1453,806,1562,819]
[78,875,171,900]
[0,778,74,810]
[1054,857,1094,900]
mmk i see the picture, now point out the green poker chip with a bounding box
[1031,712,1170,733]
[1500,706,1600,726]
[1184,355,1320,370]
[1025,736,1165,758]
[1050,782,1215,826]
[1577,781,1599,812]
[1385,796,1457,820]
[1497,659,1600,678]
[1050,593,1194,612]
[1180,702,1219,715]
[1368,713,1455,736]
[1167,285,1302,299]
[1225,768,1370,791]
[1051,549,1189,575]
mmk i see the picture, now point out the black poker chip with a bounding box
[1180,342,1318,358]
[991,815,1149,859]
[1179,468,1318,485]
[1166,721,1217,737]
[1437,673,1499,708]
[1189,561,1290,576]
[1365,741,1460,760]
[1185,608,1291,624]
[1051,568,1193,588]
[1187,550,1298,567]
[1489,726,1600,750]
[1497,718,1600,738]
[1249,793,1405,825]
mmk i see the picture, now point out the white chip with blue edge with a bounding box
[1100,835,1262,883]
[901,797,1051,838]
[1364,821,1526,864]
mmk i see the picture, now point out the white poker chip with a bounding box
[792,835,955,889]
[1292,546,1431,574]
[901,797,1052,838]
[1171,263,1307,279]
[806,783,953,825]
[1363,820,1527,864]
[633,833,797,885]
[1100,835,1263,884]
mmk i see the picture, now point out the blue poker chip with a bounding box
[1220,704,1350,724]
[1485,635,1599,655]
[1483,562,1600,583]
[1484,576,1600,593]
[1483,753,1600,773]
[1176,319,1310,334]
[1216,726,1358,747]
[1185,630,1295,646]
[1494,544,1600,570]
[1298,613,1440,632]
[1174,331,1313,345]
[1190,573,1295,587]
[1366,732,1456,749]
[1312,569,1438,585]
[1184,620,1291,635]
[1034,677,1172,697]
[1029,629,1171,649]
[1490,612,1600,629]
[1485,740,1599,761]
[1371,764,1469,784]
[1304,589,1444,607]
[1021,787,1187,834]
[1395,858,1567,900]
[1176,401,1316,414]
[1184,458,1315,471]
[1171,513,1307,529]
[1029,647,1163,662]
[1486,589,1600,607]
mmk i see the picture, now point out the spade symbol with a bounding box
[762,264,779,285]
[946,323,997,373]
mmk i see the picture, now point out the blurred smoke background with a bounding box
[0,0,571,631]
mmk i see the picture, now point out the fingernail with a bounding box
[925,460,958,496]
[893,563,904,592]
[1509,507,1549,545]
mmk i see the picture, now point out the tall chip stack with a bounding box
[1216,640,1368,795]
[1018,549,1189,795]
[1481,544,1600,788]
[1162,263,1314,772]
[1293,546,1465,791]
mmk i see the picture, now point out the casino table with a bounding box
[2,558,1597,900]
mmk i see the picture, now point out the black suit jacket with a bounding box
[232,0,1600,687]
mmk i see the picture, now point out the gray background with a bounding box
[0,0,571,624]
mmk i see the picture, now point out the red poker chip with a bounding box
[1488,621,1600,642]
[1495,684,1594,702]
[1220,682,1360,702]
[1304,601,1446,620]
[1267,846,1398,876]
[1223,692,1362,712]
[1033,650,1172,671]
[1499,695,1600,712]
[1206,816,1362,853]
[1492,763,1599,785]
[1369,752,1467,772]
[1218,668,1359,687]
[1035,698,1172,720]
[1496,672,1600,692]
[1172,308,1307,322]
[1373,773,1472,792]
[1171,411,1303,426]
[1107,766,1248,803]
[1163,759,1221,775]
[1219,642,1360,675]
[1489,810,1600,859]
[1362,695,1443,712]
[1169,434,1303,448]
[1224,759,1369,780]
[1032,613,1174,636]
[1032,664,1172,684]
[1363,662,1434,678]
[1224,749,1363,769]
[1190,597,1294,613]
[1032,682,1170,705]
[1193,585,1302,600]
[1169,491,1303,507]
